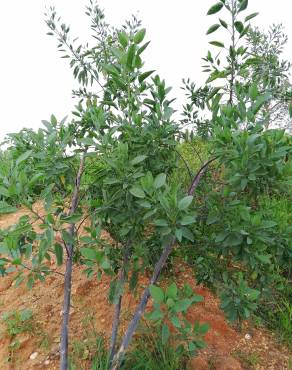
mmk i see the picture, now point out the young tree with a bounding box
[1,2,213,369]
[182,0,292,135]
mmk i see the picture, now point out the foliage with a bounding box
[182,0,291,137]
[246,24,292,129]
[213,127,291,195]
[220,272,260,321]
[123,326,188,370]
[0,2,212,369]
[0,0,291,367]
[147,282,208,355]
[1,309,33,337]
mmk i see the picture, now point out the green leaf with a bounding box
[166,283,177,299]
[133,29,146,44]
[191,294,204,303]
[178,196,193,210]
[234,21,244,34]
[118,31,128,48]
[61,213,82,224]
[260,221,277,229]
[16,150,32,166]
[207,2,224,15]
[224,233,243,246]
[161,324,170,345]
[249,84,259,100]
[206,213,219,225]
[109,280,124,304]
[0,201,17,214]
[166,297,175,308]
[215,231,229,243]
[145,310,164,321]
[238,0,248,12]
[219,19,228,28]
[101,258,111,270]
[54,243,63,266]
[129,187,145,198]
[247,289,260,301]
[137,200,151,208]
[131,155,148,165]
[80,248,98,261]
[188,341,197,353]
[181,227,195,242]
[149,285,164,304]
[137,41,151,56]
[175,228,183,242]
[256,254,271,264]
[154,219,168,227]
[103,64,119,75]
[173,298,192,313]
[197,322,209,335]
[244,12,259,22]
[209,41,225,48]
[126,44,136,69]
[180,215,197,226]
[206,24,221,35]
[251,94,271,114]
[154,173,166,189]
[138,70,155,83]
[0,186,9,198]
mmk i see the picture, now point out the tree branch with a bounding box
[110,158,216,370]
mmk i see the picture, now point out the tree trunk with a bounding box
[60,154,86,370]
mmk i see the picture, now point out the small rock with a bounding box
[214,356,242,370]
[245,333,251,340]
[29,352,39,360]
[187,356,209,370]
[44,360,50,365]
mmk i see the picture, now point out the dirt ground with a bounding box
[0,206,291,370]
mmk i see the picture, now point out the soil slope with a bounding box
[0,206,291,370]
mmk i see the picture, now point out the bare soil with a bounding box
[0,206,291,370]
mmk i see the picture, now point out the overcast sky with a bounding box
[0,0,291,141]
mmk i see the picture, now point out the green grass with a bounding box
[75,326,189,370]
[122,327,188,370]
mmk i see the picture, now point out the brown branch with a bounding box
[60,153,86,370]
[20,263,65,277]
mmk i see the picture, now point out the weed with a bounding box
[123,327,188,370]
[234,351,260,367]
[1,309,33,337]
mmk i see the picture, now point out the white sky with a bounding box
[0,0,291,141]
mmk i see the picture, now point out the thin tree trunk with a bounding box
[60,154,86,370]
[109,247,129,364]
[110,159,215,370]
